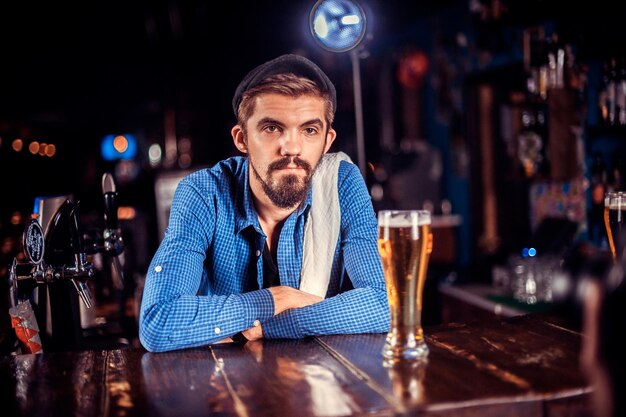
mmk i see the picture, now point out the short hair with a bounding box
[236,73,335,129]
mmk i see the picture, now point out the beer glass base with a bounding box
[382,341,429,361]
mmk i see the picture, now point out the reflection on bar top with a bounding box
[438,282,528,318]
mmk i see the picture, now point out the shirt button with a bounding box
[255,250,261,257]
[154,265,162,273]
[214,327,221,334]
[253,320,261,327]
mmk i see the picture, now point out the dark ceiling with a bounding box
[0,1,459,136]
[1,0,464,218]
[1,1,307,132]
[0,0,626,222]
[4,0,613,218]
[1,0,622,140]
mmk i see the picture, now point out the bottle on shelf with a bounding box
[599,57,620,127]
[517,108,544,179]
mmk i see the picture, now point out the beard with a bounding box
[251,156,316,209]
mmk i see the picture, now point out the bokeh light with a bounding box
[12,139,23,152]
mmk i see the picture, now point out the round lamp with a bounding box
[309,0,367,53]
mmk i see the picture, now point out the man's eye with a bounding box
[265,125,279,133]
[304,127,318,135]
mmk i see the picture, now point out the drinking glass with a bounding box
[604,191,626,262]
[378,210,433,361]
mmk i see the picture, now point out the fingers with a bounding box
[243,325,263,341]
[268,286,323,314]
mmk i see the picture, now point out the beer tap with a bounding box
[8,208,96,353]
[6,174,130,352]
[101,172,125,290]
[10,208,95,308]
[68,203,94,308]
[6,173,129,352]
[79,173,126,288]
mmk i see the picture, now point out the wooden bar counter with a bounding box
[1,313,592,417]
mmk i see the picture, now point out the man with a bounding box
[139,54,389,352]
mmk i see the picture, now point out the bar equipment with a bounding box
[508,253,561,304]
[101,172,125,289]
[7,173,125,352]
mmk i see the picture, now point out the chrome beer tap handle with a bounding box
[71,279,93,309]
[68,203,95,307]
[102,172,125,290]
[8,258,19,308]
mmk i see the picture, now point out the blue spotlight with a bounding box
[309,0,366,53]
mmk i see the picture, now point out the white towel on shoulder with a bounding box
[299,151,353,297]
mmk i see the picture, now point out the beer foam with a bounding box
[608,200,626,209]
[378,210,431,227]
[606,192,626,208]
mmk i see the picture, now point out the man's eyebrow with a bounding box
[256,117,284,128]
[256,117,325,129]
[301,118,324,128]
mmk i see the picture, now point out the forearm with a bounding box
[262,286,389,339]
[140,287,274,352]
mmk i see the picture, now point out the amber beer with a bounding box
[605,191,626,262]
[378,210,432,360]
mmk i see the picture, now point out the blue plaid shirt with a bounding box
[139,155,389,352]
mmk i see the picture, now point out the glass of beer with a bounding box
[605,191,626,262]
[378,210,433,361]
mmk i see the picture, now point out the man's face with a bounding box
[233,93,336,209]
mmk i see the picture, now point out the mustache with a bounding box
[268,157,312,173]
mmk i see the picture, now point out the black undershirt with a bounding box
[262,242,280,288]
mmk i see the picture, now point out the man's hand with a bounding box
[268,286,323,315]
[242,325,264,341]
[215,286,322,345]
[242,287,322,341]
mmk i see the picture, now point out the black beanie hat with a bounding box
[232,54,337,118]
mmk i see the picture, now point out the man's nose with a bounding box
[280,131,302,156]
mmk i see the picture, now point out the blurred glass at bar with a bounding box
[508,252,561,304]
[604,191,626,263]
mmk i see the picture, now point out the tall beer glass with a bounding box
[605,191,626,262]
[378,210,433,361]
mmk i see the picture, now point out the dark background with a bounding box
[0,0,465,268]
[2,0,626,268]
[0,0,456,213]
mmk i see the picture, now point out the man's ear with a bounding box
[231,125,247,154]
[323,128,337,154]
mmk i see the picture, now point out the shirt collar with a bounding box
[234,159,312,236]
[235,160,259,235]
